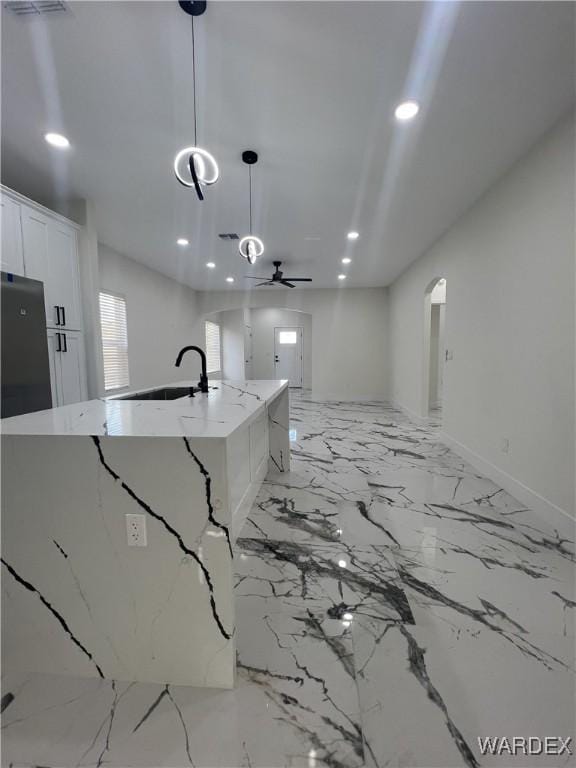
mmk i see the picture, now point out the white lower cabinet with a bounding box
[47,329,87,407]
[228,412,271,540]
[249,412,268,479]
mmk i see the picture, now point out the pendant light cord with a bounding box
[249,165,253,233]
[191,17,197,145]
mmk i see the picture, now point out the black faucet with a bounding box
[175,346,209,394]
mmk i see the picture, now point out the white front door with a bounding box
[274,327,303,387]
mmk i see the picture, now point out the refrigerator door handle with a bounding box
[61,305,66,326]
[63,333,67,353]
[55,306,61,326]
[56,332,62,352]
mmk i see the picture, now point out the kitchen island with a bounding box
[1,380,289,689]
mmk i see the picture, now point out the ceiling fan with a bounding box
[244,261,312,288]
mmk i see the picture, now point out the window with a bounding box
[279,330,298,344]
[99,291,129,390]
[205,320,221,374]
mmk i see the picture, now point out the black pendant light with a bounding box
[173,1,219,201]
[239,150,264,264]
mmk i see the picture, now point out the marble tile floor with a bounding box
[2,392,575,767]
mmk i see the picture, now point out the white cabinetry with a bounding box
[0,194,24,275]
[47,222,82,330]
[249,411,268,479]
[47,329,87,407]
[20,203,82,330]
[228,410,271,540]
[20,203,49,282]
[2,185,86,408]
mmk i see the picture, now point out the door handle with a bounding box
[62,333,67,353]
[61,306,66,326]
[55,306,61,325]
[56,332,62,352]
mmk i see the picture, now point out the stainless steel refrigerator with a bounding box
[1,272,52,418]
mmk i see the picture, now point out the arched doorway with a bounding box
[202,306,313,390]
[422,278,447,419]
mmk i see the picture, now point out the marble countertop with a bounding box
[0,380,288,439]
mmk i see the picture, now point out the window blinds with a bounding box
[99,292,129,390]
[205,320,221,374]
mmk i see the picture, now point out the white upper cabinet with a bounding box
[16,192,82,330]
[21,204,50,283]
[1,194,24,275]
[47,222,82,330]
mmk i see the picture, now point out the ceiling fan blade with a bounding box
[244,276,270,279]
[280,280,296,288]
[283,277,312,282]
[255,281,274,287]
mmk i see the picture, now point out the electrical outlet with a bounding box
[126,513,147,547]
[501,438,510,454]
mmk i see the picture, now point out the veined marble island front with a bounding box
[1,380,289,689]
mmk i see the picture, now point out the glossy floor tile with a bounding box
[354,616,575,768]
[2,392,575,767]
[235,537,414,623]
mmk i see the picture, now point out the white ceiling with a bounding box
[2,1,574,289]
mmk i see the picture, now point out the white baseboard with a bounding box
[440,430,574,528]
[391,400,574,527]
[312,391,388,403]
[390,399,429,424]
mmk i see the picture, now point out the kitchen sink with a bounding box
[116,386,197,401]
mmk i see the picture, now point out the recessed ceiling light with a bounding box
[226,276,234,283]
[338,274,346,281]
[342,257,352,265]
[343,612,354,621]
[206,262,215,269]
[44,132,70,149]
[347,231,359,240]
[338,559,347,568]
[394,100,420,121]
[176,238,189,247]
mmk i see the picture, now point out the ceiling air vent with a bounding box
[4,1,69,16]
[218,233,239,241]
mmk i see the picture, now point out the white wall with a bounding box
[74,199,105,398]
[388,114,575,518]
[250,308,313,388]
[218,309,246,380]
[429,304,441,409]
[197,288,389,401]
[99,245,202,391]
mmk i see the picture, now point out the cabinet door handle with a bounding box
[55,306,61,325]
[62,333,67,353]
[61,306,66,326]
[56,332,62,352]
